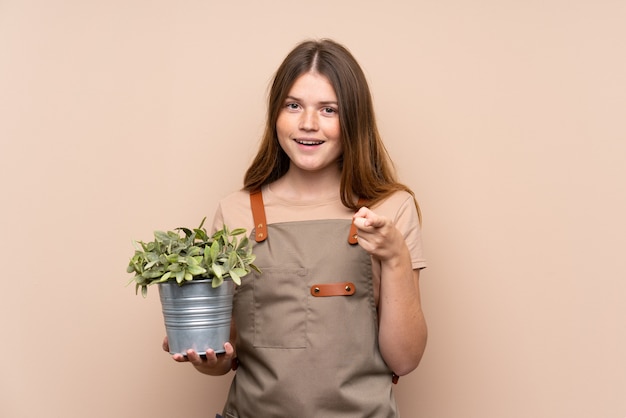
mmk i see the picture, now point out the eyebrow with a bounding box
[285,95,338,106]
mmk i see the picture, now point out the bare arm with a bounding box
[353,208,427,375]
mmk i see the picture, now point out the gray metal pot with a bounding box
[159,278,234,355]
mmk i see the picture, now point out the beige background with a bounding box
[1,1,625,417]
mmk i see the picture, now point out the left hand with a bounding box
[352,207,406,262]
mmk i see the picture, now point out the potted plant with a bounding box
[126,218,259,354]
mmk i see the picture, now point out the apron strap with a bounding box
[250,189,267,242]
[348,197,368,245]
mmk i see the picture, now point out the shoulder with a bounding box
[211,189,253,234]
[218,189,251,210]
[370,190,418,223]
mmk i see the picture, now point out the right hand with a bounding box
[162,336,236,376]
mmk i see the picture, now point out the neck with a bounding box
[271,166,342,201]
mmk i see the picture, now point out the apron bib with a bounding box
[223,191,398,418]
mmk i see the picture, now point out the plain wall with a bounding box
[1,1,625,417]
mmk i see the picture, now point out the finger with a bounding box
[353,206,369,219]
[162,336,169,352]
[186,349,207,365]
[223,342,235,358]
[359,211,387,229]
[172,352,188,362]
[354,215,383,231]
[353,216,369,229]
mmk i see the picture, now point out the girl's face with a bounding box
[276,71,342,176]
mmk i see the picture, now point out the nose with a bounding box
[299,109,318,131]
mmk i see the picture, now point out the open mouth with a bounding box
[295,139,324,146]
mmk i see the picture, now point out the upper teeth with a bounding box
[297,140,323,145]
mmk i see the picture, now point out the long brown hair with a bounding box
[244,39,420,217]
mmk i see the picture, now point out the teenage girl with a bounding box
[164,38,427,418]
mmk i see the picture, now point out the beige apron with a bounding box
[222,190,399,418]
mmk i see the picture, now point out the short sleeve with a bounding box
[210,201,226,234]
[368,191,427,303]
[380,192,427,270]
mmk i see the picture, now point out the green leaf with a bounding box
[237,236,249,250]
[142,270,164,279]
[154,231,170,242]
[167,263,182,272]
[228,251,237,270]
[194,228,208,241]
[187,246,202,257]
[229,269,241,286]
[153,276,169,284]
[212,263,224,279]
[210,239,219,262]
[177,227,193,237]
[231,267,247,277]
[144,260,159,269]
[145,252,159,262]
[187,264,206,276]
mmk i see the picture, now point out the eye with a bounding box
[322,107,337,115]
[286,102,300,110]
